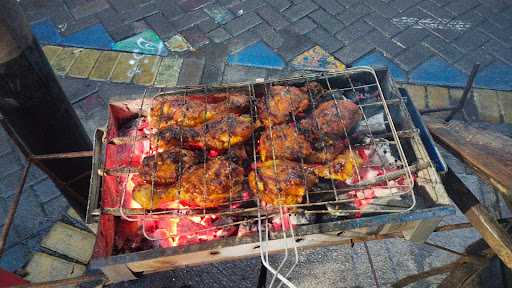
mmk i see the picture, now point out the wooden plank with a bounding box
[425,117,512,210]
[41,222,96,264]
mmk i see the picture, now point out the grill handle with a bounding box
[86,128,105,224]
[400,88,447,173]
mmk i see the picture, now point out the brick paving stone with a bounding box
[367,30,405,57]
[445,0,480,16]
[178,0,211,12]
[41,222,95,263]
[197,17,219,33]
[64,0,109,19]
[336,3,373,26]
[223,65,267,83]
[422,35,463,63]
[0,243,29,272]
[430,26,463,42]
[417,0,455,20]
[172,9,209,31]
[51,48,79,75]
[208,27,232,43]
[365,0,400,18]
[426,86,450,108]
[335,20,373,45]
[8,189,52,239]
[0,151,23,177]
[178,54,206,86]
[308,9,344,34]
[229,0,266,15]
[68,49,101,79]
[452,30,489,52]
[78,91,105,114]
[306,27,344,53]
[282,0,318,22]
[109,0,150,13]
[145,13,177,40]
[202,43,229,84]
[482,40,512,65]
[95,7,123,31]
[155,0,185,20]
[256,23,284,49]
[390,0,423,13]
[182,27,210,48]
[394,44,433,71]
[110,53,139,83]
[392,28,431,48]
[257,5,290,30]
[155,55,183,87]
[312,0,344,15]
[474,89,502,123]
[453,9,486,29]
[478,20,512,48]
[204,4,235,24]
[42,45,63,63]
[59,15,100,36]
[224,12,262,36]
[498,91,512,123]
[364,12,402,38]
[107,22,147,42]
[227,29,260,53]
[276,30,315,61]
[287,17,317,35]
[48,6,74,28]
[403,84,426,109]
[25,253,86,283]
[133,55,162,86]
[454,49,495,73]
[120,3,158,23]
[217,0,243,8]
[266,0,292,12]
[59,77,99,104]
[488,9,512,28]
[332,37,373,64]
[42,195,70,220]
[89,51,120,81]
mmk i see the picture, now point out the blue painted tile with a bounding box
[227,41,285,69]
[352,51,406,81]
[475,63,512,91]
[112,30,168,56]
[409,57,468,87]
[60,24,114,50]
[31,19,61,44]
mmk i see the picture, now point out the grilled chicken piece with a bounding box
[259,124,313,162]
[149,92,249,129]
[258,82,323,126]
[179,159,244,208]
[140,149,198,185]
[132,184,178,209]
[300,100,362,139]
[248,160,318,205]
[312,150,362,181]
[156,114,254,151]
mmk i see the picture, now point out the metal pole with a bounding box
[444,63,480,122]
[0,0,92,218]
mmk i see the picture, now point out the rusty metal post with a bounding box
[0,0,92,218]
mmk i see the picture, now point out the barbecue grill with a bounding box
[86,67,455,285]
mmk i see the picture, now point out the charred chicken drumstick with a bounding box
[149,92,249,129]
[249,160,318,205]
[140,148,198,185]
[132,184,178,209]
[311,150,362,181]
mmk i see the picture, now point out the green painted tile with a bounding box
[133,55,162,86]
[154,55,183,87]
[52,48,80,75]
[68,49,101,78]
[110,53,140,83]
[42,45,63,64]
[89,51,120,81]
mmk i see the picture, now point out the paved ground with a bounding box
[1,0,512,286]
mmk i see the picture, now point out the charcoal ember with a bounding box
[237,220,258,237]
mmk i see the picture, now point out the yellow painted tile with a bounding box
[25,252,86,284]
[402,84,426,109]
[448,88,463,105]
[42,45,63,64]
[154,55,183,87]
[68,49,101,78]
[498,90,512,124]
[51,48,80,75]
[89,51,120,81]
[133,55,162,86]
[474,89,501,123]
[41,222,95,264]
[110,53,140,83]
[426,86,450,108]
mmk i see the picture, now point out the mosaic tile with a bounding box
[89,51,120,81]
[42,46,63,63]
[51,48,80,75]
[155,55,183,87]
[68,49,101,78]
[133,55,162,86]
[227,41,285,69]
[32,19,61,44]
[409,57,468,87]
[290,46,345,72]
[112,29,168,56]
[165,34,193,52]
[110,53,141,83]
[60,24,114,50]
[204,4,235,24]
[352,51,406,81]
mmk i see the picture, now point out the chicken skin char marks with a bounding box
[311,150,362,181]
[140,148,198,185]
[300,100,362,140]
[149,92,250,129]
[249,160,318,205]
[257,82,324,127]
[179,159,245,208]
[132,184,178,209]
[155,114,254,151]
